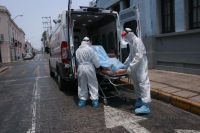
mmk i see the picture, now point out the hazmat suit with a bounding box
[76,37,100,107]
[121,28,151,114]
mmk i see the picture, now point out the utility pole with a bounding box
[42,16,52,54]
[42,16,52,32]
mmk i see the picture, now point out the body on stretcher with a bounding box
[96,68,132,105]
[91,45,132,105]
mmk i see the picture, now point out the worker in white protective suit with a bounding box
[76,37,100,108]
[121,28,151,114]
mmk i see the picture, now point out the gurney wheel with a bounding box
[122,96,127,102]
[103,99,108,106]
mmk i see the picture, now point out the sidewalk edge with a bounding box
[0,59,23,64]
[119,79,200,116]
[0,67,9,73]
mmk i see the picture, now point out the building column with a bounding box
[175,0,186,32]
[130,0,136,7]
[119,0,124,11]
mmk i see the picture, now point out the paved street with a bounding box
[0,54,200,133]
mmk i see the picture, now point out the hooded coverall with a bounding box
[123,29,151,104]
[76,38,100,101]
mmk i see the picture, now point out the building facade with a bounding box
[24,41,33,54]
[90,0,200,75]
[0,5,25,63]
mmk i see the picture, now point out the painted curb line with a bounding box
[119,79,200,116]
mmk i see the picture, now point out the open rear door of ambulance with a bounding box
[119,5,142,62]
[67,0,76,78]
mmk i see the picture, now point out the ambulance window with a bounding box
[124,20,137,36]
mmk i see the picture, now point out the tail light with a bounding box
[61,41,68,63]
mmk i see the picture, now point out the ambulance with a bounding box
[49,0,142,90]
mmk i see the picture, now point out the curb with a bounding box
[0,59,23,64]
[0,67,9,73]
[119,79,200,116]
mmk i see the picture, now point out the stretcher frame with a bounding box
[96,71,132,105]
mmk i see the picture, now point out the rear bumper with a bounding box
[58,63,77,81]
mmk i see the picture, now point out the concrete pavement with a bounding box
[121,69,200,116]
[0,59,23,73]
[1,61,200,116]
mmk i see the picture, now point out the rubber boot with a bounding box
[92,99,99,108]
[78,100,86,107]
[134,98,143,107]
[135,103,150,114]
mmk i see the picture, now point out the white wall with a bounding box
[1,44,10,62]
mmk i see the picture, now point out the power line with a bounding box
[36,0,51,15]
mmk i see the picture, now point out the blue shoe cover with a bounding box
[135,103,150,114]
[92,99,99,108]
[78,100,86,107]
[135,98,143,107]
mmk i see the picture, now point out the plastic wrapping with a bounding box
[91,45,126,73]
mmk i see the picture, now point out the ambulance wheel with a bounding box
[50,70,55,77]
[103,99,108,106]
[49,64,55,77]
[122,96,127,102]
[58,74,65,91]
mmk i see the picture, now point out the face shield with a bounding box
[121,28,134,44]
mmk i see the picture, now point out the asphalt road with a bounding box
[0,54,200,133]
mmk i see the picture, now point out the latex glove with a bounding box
[127,66,132,75]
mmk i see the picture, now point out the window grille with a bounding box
[189,0,200,29]
[161,0,175,33]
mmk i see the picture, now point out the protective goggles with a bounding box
[121,29,132,38]
[83,39,90,42]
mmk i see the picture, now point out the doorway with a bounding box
[10,46,16,61]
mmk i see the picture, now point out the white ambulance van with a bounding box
[49,0,141,90]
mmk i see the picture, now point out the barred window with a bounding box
[114,4,120,13]
[189,0,200,29]
[125,0,130,8]
[161,0,175,33]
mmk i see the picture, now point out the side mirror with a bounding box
[57,19,61,23]
[53,19,57,24]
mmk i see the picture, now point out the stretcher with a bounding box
[97,68,132,105]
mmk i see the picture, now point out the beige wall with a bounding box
[0,5,25,63]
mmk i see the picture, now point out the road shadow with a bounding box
[51,74,140,112]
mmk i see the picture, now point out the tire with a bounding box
[50,71,55,77]
[49,63,55,77]
[58,73,66,91]
[122,96,127,102]
[103,99,108,106]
